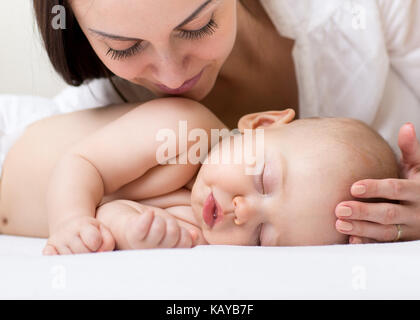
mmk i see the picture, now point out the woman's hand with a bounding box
[335,123,420,244]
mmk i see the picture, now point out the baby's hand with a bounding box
[124,208,196,249]
[42,216,115,255]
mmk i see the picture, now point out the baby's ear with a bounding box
[237,109,295,131]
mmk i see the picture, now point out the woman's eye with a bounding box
[106,42,143,61]
[106,15,218,61]
[177,16,218,40]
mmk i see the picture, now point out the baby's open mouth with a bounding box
[202,193,223,228]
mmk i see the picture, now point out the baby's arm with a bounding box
[44,98,225,254]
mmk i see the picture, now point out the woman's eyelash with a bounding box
[106,42,143,61]
[106,17,218,61]
[178,18,218,40]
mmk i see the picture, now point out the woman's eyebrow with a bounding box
[87,0,214,42]
[176,0,214,29]
[88,29,141,42]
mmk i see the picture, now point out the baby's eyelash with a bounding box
[259,164,266,194]
[106,16,218,61]
[257,223,264,246]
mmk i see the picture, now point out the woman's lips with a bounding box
[202,192,223,228]
[155,69,204,95]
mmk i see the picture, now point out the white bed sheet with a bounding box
[2,94,420,299]
[1,235,420,299]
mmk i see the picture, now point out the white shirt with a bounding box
[52,0,420,153]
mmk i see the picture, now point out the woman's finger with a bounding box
[336,219,404,242]
[350,179,420,201]
[398,123,420,169]
[336,201,413,225]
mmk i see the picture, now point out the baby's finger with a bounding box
[145,215,166,247]
[80,224,103,252]
[125,209,155,249]
[43,244,58,256]
[157,215,180,248]
[56,245,73,255]
[349,236,377,245]
[133,208,155,241]
[97,224,116,252]
[68,236,92,254]
[189,229,199,247]
[174,228,193,248]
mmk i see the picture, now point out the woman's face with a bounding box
[70,0,238,100]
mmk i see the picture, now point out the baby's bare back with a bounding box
[0,103,141,237]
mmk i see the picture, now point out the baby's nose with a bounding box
[233,196,254,225]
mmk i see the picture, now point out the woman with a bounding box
[1,0,420,244]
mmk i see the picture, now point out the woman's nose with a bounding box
[151,46,190,89]
[233,196,254,225]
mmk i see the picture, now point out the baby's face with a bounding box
[191,117,353,246]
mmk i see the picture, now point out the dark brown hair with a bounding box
[33,0,250,88]
[33,0,112,87]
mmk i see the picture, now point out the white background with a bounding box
[0,0,67,97]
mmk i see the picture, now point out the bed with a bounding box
[2,95,420,300]
[1,234,420,299]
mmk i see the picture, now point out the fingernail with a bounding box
[336,220,353,231]
[337,206,352,217]
[351,184,366,195]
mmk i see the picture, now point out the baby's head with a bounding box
[191,109,399,246]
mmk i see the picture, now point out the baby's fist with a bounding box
[43,216,115,255]
[125,208,195,249]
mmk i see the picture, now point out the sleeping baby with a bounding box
[42,98,398,254]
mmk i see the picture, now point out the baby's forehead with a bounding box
[265,118,376,172]
[270,117,371,144]
[290,117,362,133]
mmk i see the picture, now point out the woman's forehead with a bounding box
[71,0,211,25]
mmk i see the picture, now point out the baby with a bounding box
[42,98,399,254]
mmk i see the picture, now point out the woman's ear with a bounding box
[237,109,296,131]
